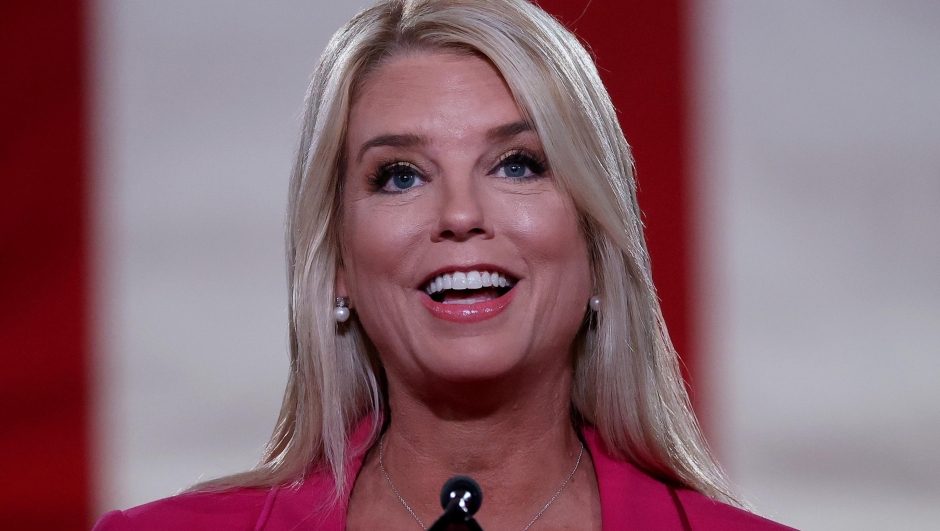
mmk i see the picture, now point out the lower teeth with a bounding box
[442,296,492,305]
[432,287,506,304]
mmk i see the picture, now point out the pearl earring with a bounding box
[589,295,601,311]
[334,297,350,323]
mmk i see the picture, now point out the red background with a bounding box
[539,0,698,395]
[0,0,93,529]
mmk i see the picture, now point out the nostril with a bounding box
[436,226,487,242]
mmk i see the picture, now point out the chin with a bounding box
[414,335,533,384]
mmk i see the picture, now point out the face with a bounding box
[340,51,592,390]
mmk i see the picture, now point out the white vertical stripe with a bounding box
[695,1,940,529]
[91,0,371,511]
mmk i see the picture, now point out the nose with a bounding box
[432,172,492,242]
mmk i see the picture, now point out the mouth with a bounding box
[422,269,517,305]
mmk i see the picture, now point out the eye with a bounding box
[370,161,427,193]
[491,150,548,179]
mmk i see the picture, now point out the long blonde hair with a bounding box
[201,0,743,508]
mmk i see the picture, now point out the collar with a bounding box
[265,417,688,530]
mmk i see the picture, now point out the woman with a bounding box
[95,0,793,529]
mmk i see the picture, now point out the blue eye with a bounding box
[390,171,417,190]
[492,151,548,179]
[371,162,426,193]
[503,161,528,178]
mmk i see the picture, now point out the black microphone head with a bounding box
[440,475,483,515]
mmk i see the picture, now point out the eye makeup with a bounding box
[364,145,549,195]
[488,148,549,179]
[367,160,427,193]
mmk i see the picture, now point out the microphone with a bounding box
[428,476,484,531]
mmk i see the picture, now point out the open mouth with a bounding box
[422,270,517,305]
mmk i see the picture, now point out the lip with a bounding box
[421,284,517,324]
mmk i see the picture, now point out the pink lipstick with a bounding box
[421,286,516,323]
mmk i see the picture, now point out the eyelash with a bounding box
[367,161,424,193]
[489,149,548,178]
[366,148,549,194]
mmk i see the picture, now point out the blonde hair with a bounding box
[201,0,744,508]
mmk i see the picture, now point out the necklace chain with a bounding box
[378,436,584,531]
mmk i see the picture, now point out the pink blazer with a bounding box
[93,423,796,531]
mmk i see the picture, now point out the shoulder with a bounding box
[674,488,797,531]
[91,467,350,531]
[92,488,277,531]
[94,420,377,530]
[581,426,797,531]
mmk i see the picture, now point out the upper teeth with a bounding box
[424,270,514,295]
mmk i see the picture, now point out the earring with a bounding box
[589,295,601,311]
[334,297,350,323]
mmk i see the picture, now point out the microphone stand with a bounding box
[428,476,484,531]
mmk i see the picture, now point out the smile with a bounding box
[419,268,518,323]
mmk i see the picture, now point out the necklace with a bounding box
[378,436,584,531]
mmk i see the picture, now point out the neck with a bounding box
[376,365,585,528]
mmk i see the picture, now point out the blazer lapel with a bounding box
[582,427,688,531]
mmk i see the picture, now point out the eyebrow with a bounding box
[356,133,426,163]
[355,120,535,163]
[486,120,534,141]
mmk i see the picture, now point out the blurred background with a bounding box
[1,1,938,529]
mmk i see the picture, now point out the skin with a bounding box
[341,51,601,531]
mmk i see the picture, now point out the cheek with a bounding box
[501,191,593,303]
[512,195,589,270]
[343,203,425,294]
[512,194,593,358]
[340,203,429,356]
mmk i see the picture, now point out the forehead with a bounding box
[347,51,524,145]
